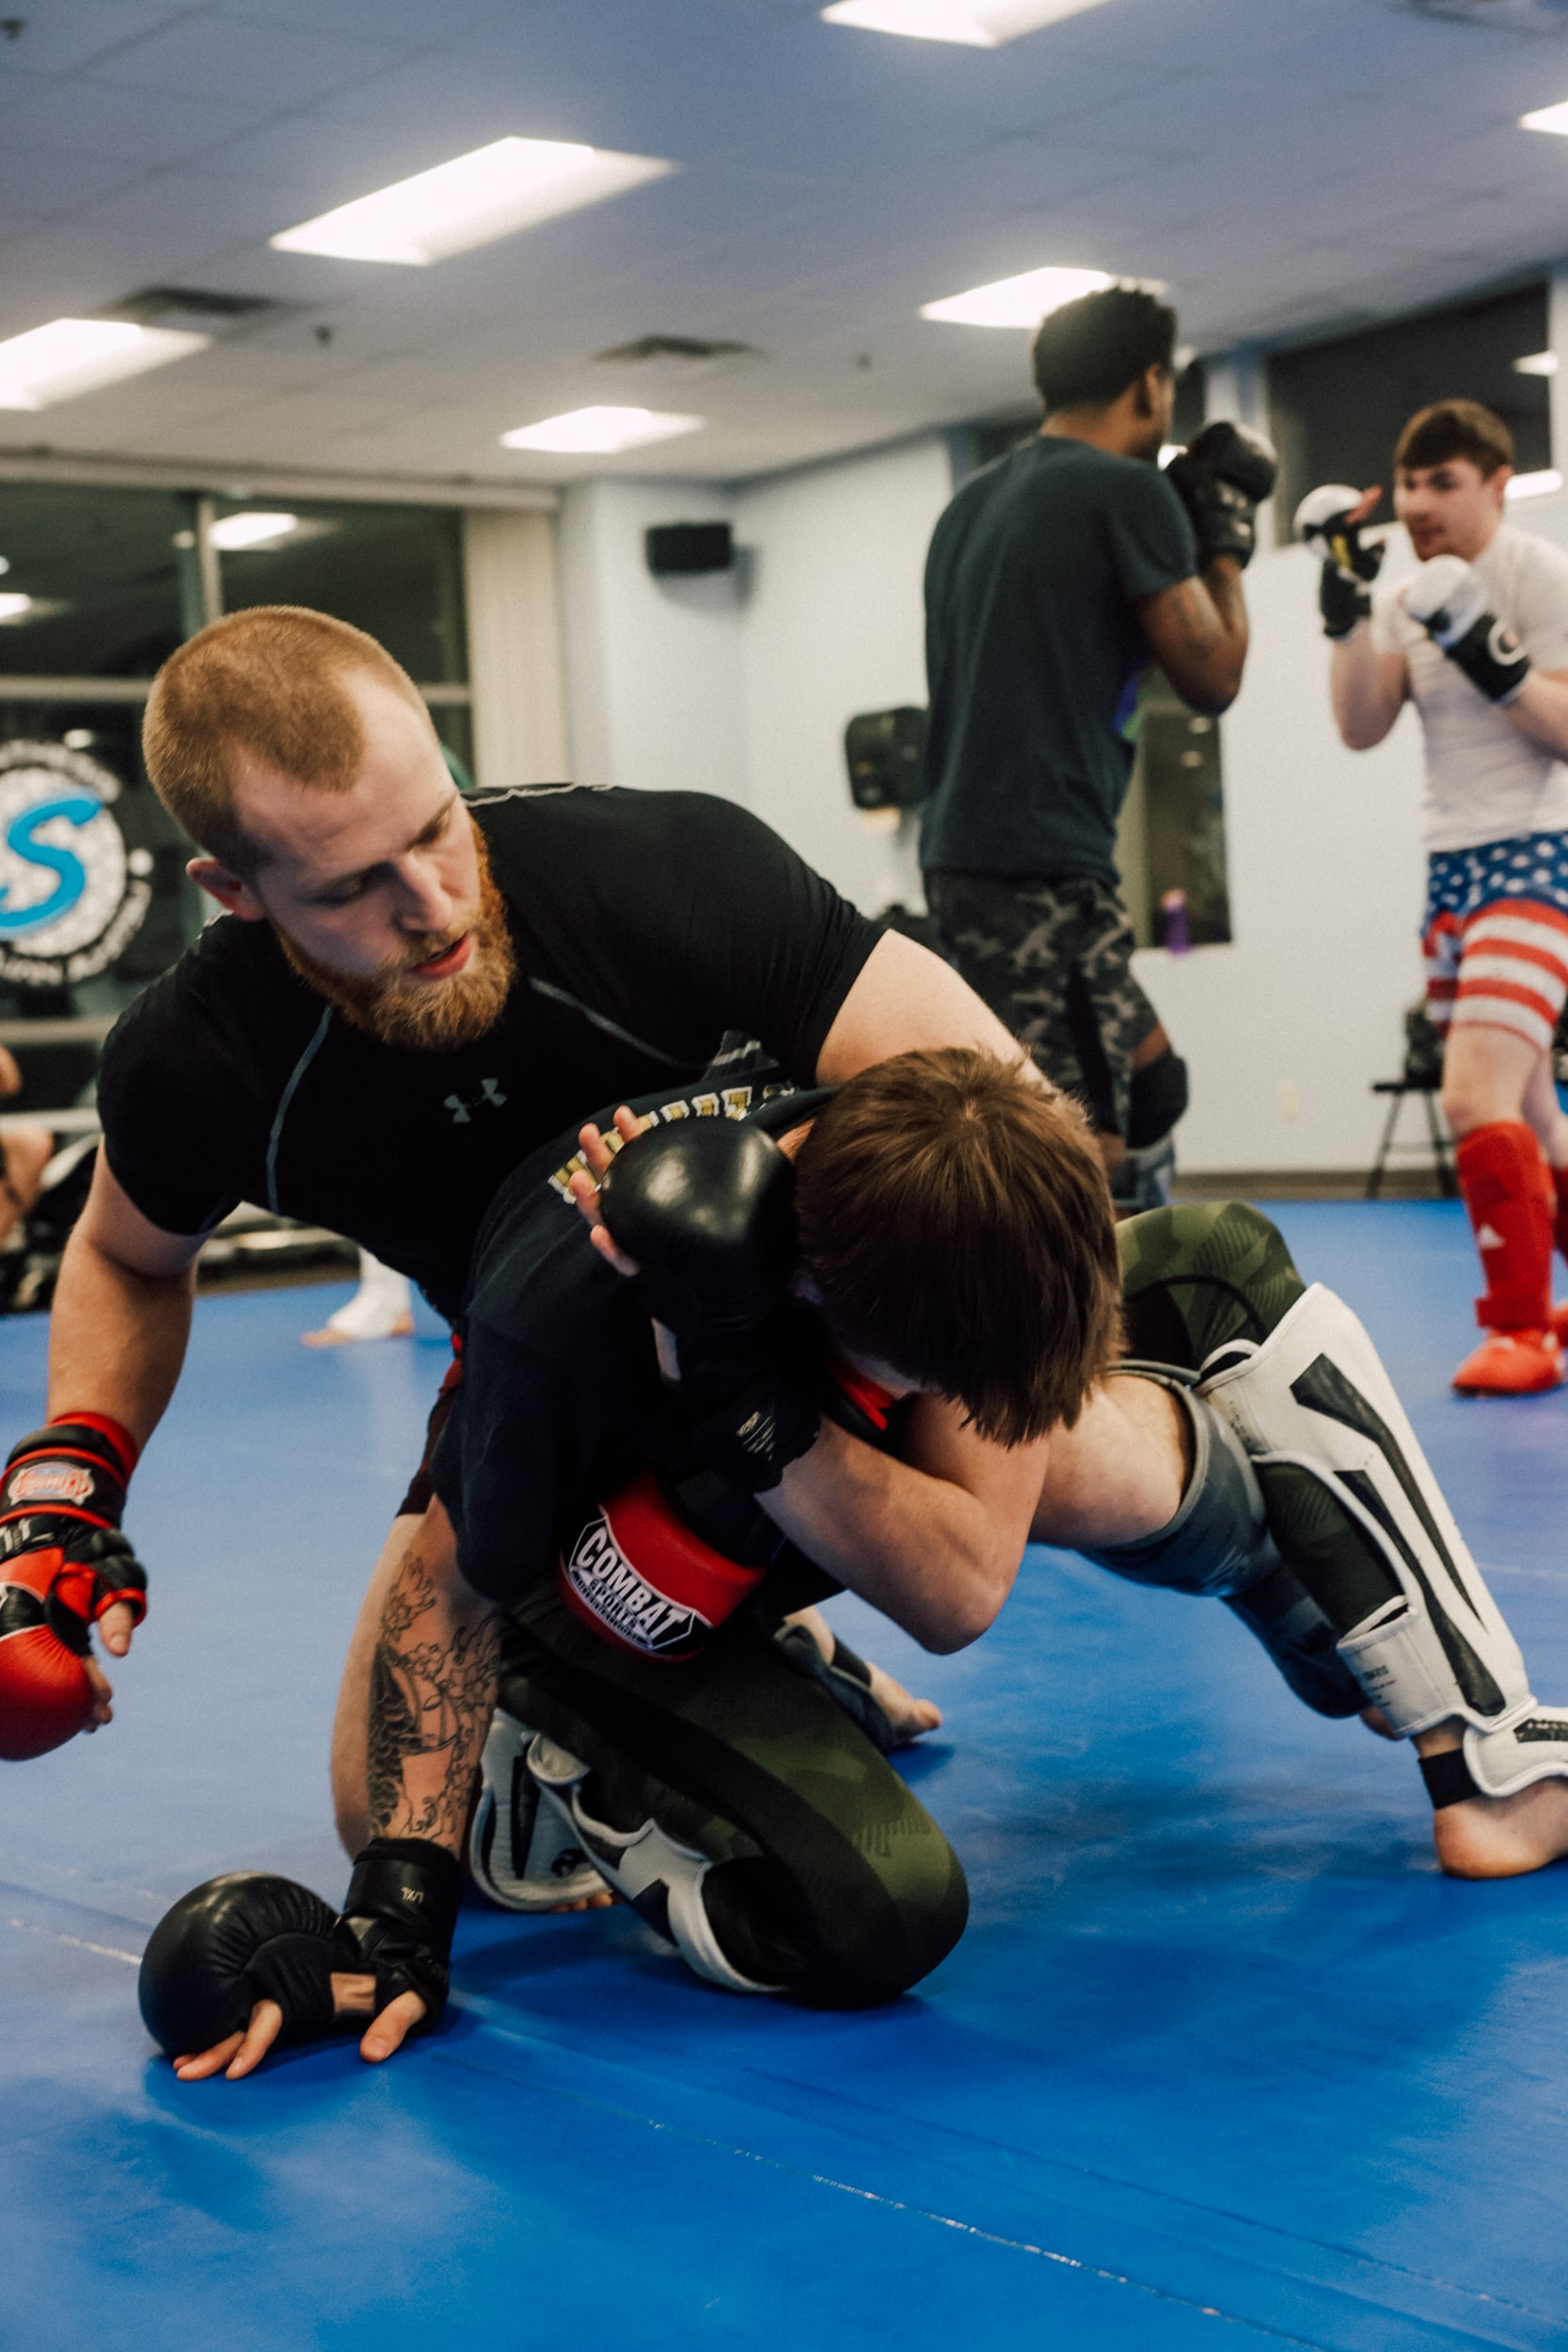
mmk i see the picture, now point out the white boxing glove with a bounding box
[1404,555,1530,705]
[1293,485,1384,638]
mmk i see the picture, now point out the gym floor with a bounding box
[6,1200,1568,2352]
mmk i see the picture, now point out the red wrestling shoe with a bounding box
[1452,1327,1565,1395]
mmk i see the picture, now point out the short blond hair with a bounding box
[142,605,430,871]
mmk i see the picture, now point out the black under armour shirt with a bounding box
[98,787,879,1322]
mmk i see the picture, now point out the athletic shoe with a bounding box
[1451,1327,1565,1395]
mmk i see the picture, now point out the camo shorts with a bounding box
[925,869,1159,1136]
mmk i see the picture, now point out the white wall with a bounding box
[734,437,954,914]
[558,476,749,804]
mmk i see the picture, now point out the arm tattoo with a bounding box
[366,1541,501,1846]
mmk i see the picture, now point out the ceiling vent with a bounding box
[1401,0,1568,29]
[594,333,762,380]
[103,286,300,340]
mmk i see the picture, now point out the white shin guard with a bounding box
[526,1733,784,1994]
[1196,1284,1533,1740]
[467,1709,609,1913]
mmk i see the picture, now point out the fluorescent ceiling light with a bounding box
[209,511,299,550]
[0,318,209,410]
[500,405,704,454]
[1507,468,1562,500]
[1513,350,1559,376]
[822,0,1112,44]
[0,594,31,622]
[1521,99,1568,134]
[922,263,1114,327]
[271,136,672,266]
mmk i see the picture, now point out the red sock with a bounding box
[1455,1121,1554,1330]
[1551,1163,1568,1266]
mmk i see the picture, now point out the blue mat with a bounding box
[6,1203,1568,2349]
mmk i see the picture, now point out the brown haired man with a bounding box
[148,1051,1568,2081]
[1299,401,1568,1393]
[0,603,1026,1773]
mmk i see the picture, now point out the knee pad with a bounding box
[1197,1283,1533,1739]
[1082,1371,1364,1717]
[1081,1372,1277,1599]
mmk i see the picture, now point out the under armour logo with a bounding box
[445,1078,508,1124]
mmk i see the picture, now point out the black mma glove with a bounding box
[138,1840,464,2060]
[1405,556,1530,705]
[338,1837,464,2024]
[1293,483,1386,639]
[599,1116,824,1494]
[1164,421,1277,570]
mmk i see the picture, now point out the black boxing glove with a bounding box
[0,1415,147,1762]
[1165,421,1278,570]
[1293,483,1386,639]
[598,1116,800,1345]
[600,1119,822,1494]
[139,1871,349,2057]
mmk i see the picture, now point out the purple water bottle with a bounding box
[1160,888,1190,955]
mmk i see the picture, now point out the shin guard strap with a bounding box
[1419,1748,1481,1810]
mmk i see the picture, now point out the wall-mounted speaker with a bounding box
[645,522,734,576]
[844,706,928,812]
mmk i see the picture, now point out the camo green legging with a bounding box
[498,1580,967,2009]
[1117,1198,1307,1368]
[495,1204,1318,2010]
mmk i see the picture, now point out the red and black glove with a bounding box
[0,1414,145,1761]
[558,1363,901,1664]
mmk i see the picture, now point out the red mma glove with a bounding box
[0,1414,145,1761]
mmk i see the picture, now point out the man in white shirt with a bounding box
[1303,400,1568,1394]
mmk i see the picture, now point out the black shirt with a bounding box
[919,437,1196,886]
[430,1071,828,1605]
[98,787,879,1321]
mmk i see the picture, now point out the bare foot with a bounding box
[782,1604,942,1745]
[865,1659,942,1745]
[1432,1775,1568,1878]
[303,1311,415,1347]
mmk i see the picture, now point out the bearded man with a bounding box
[0,603,1018,1788]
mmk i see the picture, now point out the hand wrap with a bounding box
[0,1415,145,1761]
[1165,421,1277,570]
[1293,483,1386,639]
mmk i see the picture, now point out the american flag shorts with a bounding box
[1422,832,1568,1055]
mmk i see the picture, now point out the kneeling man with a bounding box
[144,1051,1568,2076]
